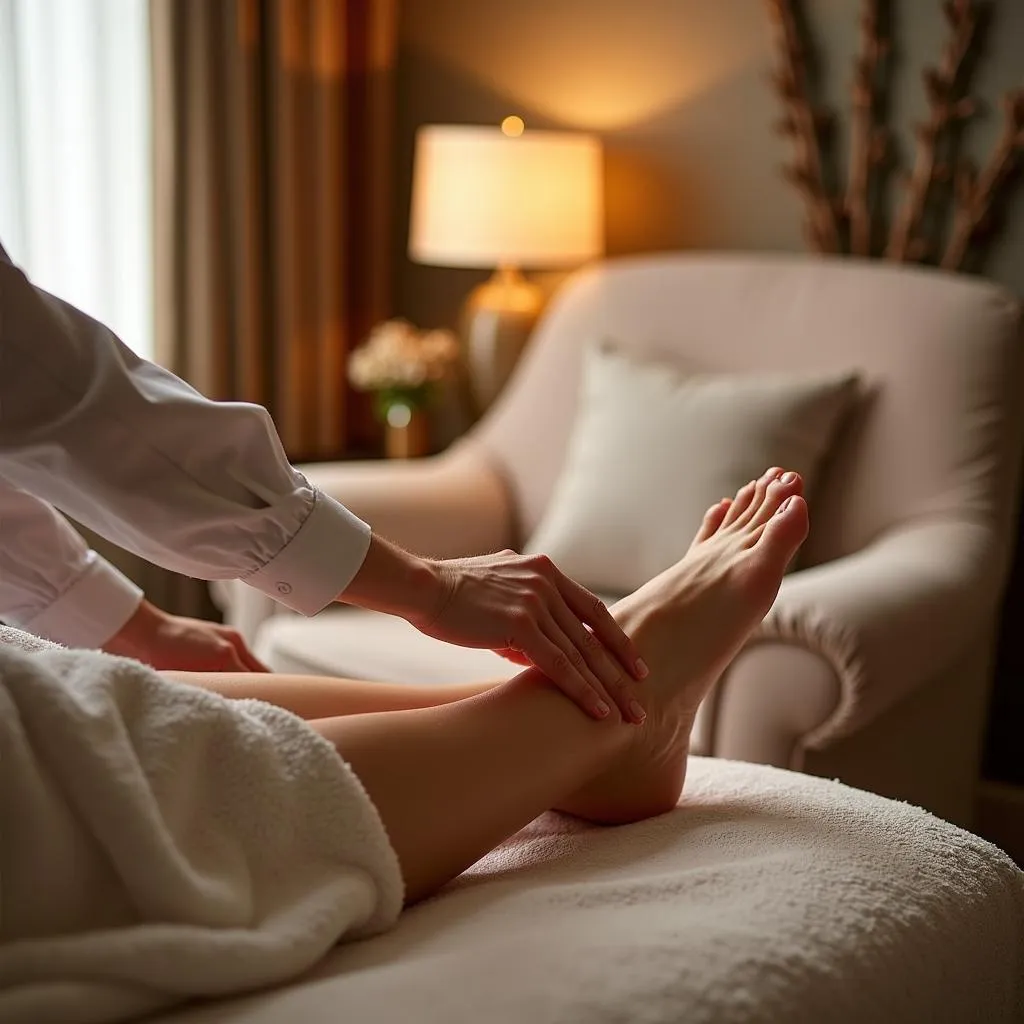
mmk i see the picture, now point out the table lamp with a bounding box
[409,120,603,411]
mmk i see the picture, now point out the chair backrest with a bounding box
[469,253,1024,569]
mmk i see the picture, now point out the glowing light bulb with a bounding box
[501,115,525,137]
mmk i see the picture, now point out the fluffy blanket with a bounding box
[0,627,403,1024]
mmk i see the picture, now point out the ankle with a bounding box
[496,668,637,757]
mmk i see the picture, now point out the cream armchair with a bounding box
[214,254,1024,826]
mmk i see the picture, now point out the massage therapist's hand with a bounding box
[102,599,269,672]
[342,536,648,723]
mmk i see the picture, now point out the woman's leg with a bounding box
[315,672,632,904]
[162,671,500,720]
[309,469,808,904]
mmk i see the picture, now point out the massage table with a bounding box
[153,757,1024,1024]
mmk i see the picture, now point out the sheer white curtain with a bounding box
[0,0,153,357]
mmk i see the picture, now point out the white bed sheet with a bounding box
[153,757,1024,1024]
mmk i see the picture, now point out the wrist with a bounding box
[339,533,447,624]
[101,599,164,658]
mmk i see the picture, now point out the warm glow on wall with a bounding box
[404,3,765,131]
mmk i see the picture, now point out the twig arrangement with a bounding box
[765,0,842,253]
[846,0,890,256]
[766,0,1024,272]
[942,90,1024,268]
[886,0,978,262]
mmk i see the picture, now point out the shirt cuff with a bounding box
[21,552,145,649]
[244,489,372,616]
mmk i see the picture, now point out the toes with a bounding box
[749,471,804,527]
[731,468,784,528]
[693,498,732,544]
[756,494,810,568]
[721,479,758,526]
[726,468,784,529]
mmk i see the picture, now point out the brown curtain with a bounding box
[98,0,396,619]
[150,0,395,459]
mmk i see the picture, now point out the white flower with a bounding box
[347,319,461,392]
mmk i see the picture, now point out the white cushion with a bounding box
[256,609,515,685]
[525,342,860,594]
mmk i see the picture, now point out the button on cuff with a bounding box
[244,490,371,615]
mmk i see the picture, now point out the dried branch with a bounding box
[886,0,979,261]
[846,0,889,256]
[942,89,1024,269]
[765,0,842,253]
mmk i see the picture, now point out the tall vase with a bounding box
[383,400,430,459]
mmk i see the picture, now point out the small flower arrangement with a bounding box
[348,319,460,423]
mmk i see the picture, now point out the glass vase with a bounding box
[383,399,430,459]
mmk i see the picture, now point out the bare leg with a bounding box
[162,671,500,720]
[314,675,631,903]
[310,469,808,903]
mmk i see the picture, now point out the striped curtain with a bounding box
[150,0,395,460]
[110,0,396,619]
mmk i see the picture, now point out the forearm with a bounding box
[163,669,499,720]
[338,532,443,624]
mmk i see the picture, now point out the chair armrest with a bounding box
[752,519,1001,746]
[298,442,514,558]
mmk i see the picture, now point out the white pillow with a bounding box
[525,342,860,594]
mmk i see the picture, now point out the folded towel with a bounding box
[0,629,403,1024]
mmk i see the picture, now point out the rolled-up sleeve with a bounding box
[0,260,371,616]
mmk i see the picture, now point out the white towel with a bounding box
[0,627,403,1024]
[156,759,1024,1024]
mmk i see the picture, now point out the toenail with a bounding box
[777,496,794,514]
[781,471,798,484]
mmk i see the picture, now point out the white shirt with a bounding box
[0,244,371,646]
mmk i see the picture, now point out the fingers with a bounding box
[519,620,614,721]
[236,643,271,672]
[217,626,270,672]
[217,641,250,672]
[547,598,646,724]
[495,648,532,666]
[514,558,646,723]
[554,573,647,682]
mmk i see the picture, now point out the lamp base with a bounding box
[461,266,544,414]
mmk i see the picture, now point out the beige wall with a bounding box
[394,0,1024,329]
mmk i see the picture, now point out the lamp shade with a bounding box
[409,124,603,269]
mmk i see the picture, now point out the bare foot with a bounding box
[557,467,809,824]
